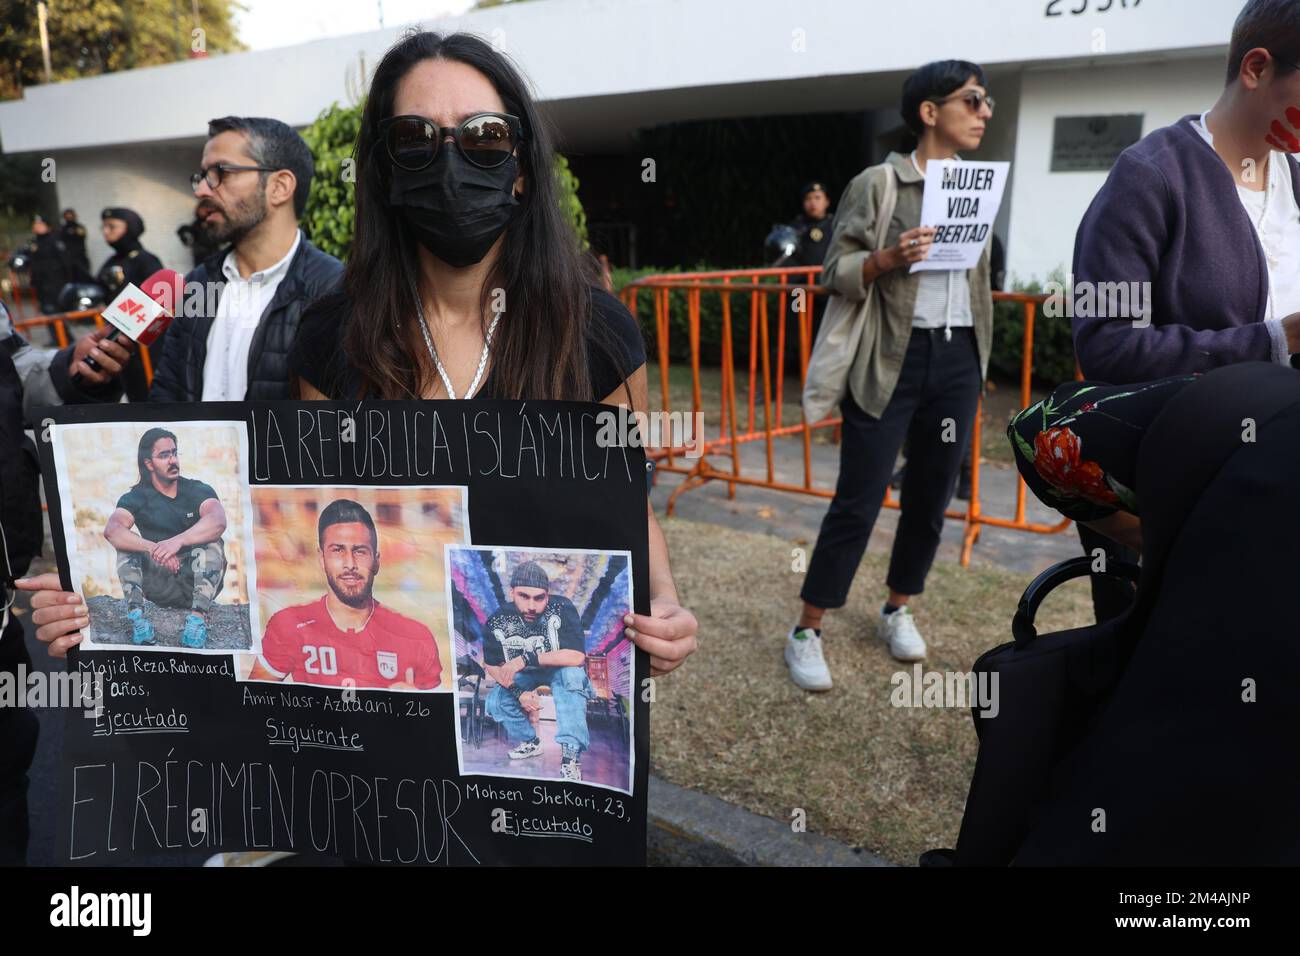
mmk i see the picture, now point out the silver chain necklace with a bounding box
[413,293,500,400]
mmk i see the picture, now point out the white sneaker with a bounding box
[785,627,833,691]
[879,605,926,661]
[509,738,543,760]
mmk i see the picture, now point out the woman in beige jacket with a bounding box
[786,60,996,692]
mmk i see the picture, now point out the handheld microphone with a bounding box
[83,268,183,373]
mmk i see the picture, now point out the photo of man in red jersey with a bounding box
[249,498,442,689]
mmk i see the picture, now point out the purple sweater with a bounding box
[1071,114,1300,384]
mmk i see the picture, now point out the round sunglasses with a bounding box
[380,112,524,171]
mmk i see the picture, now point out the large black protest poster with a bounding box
[36,400,650,865]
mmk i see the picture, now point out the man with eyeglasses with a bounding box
[1068,0,1300,622]
[149,116,342,403]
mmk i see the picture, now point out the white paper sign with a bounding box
[910,160,1009,273]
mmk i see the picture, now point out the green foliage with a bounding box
[554,152,587,249]
[300,99,590,262]
[0,0,244,100]
[0,147,43,219]
[989,268,1078,387]
[300,102,361,262]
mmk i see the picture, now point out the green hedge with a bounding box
[300,103,360,262]
[989,270,1077,387]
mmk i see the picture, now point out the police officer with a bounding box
[96,207,164,297]
[780,181,835,370]
[23,216,73,315]
[60,208,91,279]
[176,216,223,268]
[96,208,163,402]
[788,181,834,269]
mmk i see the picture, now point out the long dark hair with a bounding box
[340,30,602,401]
[135,427,176,488]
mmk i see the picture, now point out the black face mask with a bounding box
[387,148,520,267]
[108,233,141,256]
[106,211,145,256]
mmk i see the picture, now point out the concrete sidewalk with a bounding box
[648,434,1082,578]
[647,775,892,867]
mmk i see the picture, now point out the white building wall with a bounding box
[1005,56,1226,286]
[970,69,1023,276]
[0,0,1240,153]
[0,0,1244,281]
[53,145,201,278]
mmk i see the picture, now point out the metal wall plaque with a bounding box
[1050,114,1144,172]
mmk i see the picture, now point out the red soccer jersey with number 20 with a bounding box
[259,597,442,690]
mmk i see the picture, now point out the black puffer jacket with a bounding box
[149,235,342,402]
[0,337,41,591]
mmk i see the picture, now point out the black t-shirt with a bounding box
[115,476,219,544]
[289,286,646,401]
[482,594,585,668]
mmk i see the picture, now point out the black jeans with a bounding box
[801,326,981,609]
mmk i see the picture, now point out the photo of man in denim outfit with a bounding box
[483,561,593,782]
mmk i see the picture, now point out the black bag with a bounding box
[935,362,1300,866]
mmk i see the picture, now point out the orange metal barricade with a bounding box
[2,272,39,322]
[620,267,1070,567]
[10,309,155,385]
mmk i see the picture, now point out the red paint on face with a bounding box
[1288,106,1300,130]
[1269,118,1300,152]
[1267,133,1289,151]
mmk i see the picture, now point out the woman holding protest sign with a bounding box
[786,60,996,691]
[19,31,697,682]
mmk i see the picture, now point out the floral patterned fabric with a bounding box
[1007,375,1197,522]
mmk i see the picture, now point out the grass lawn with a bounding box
[650,515,1093,865]
[645,361,1047,465]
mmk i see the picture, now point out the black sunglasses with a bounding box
[379,112,524,171]
[928,90,996,116]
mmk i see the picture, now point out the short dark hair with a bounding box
[207,116,315,218]
[900,60,987,137]
[136,427,177,486]
[317,498,378,550]
[1227,0,1300,84]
